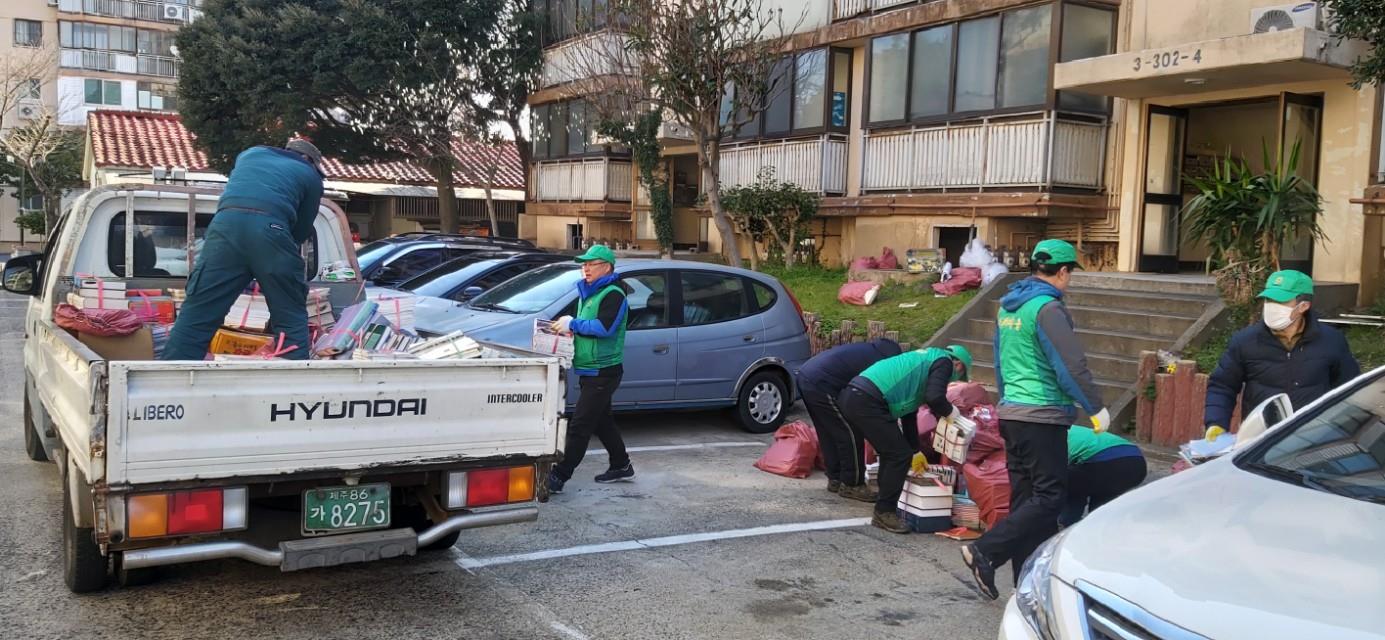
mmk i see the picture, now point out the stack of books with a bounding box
[67,278,127,310]
[368,292,416,332]
[224,286,335,333]
[409,332,481,360]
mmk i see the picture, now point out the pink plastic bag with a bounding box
[849,256,879,271]
[753,421,823,479]
[932,267,983,296]
[54,304,143,337]
[877,247,898,270]
[947,382,990,411]
[966,405,1004,464]
[837,281,881,306]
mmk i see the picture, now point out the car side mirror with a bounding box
[2,253,43,296]
[1235,393,1294,450]
[462,286,484,299]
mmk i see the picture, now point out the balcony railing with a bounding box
[57,0,201,23]
[541,31,633,88]
[61,48,179,77]
[533,158,633,202]
[861,114,1106,191]
[719,135,848,195]
[833,0,918,21]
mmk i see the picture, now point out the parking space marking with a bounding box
[454,517,872,569]
[588,442,765,455]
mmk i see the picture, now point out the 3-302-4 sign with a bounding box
[1133,49,1203,72]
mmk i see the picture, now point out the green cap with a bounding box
[574,244,617,266]
[1258,269,1313,303]
[1032,239,1082,269]
[945,344,973,381]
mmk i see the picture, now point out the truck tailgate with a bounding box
[105,358,563,485]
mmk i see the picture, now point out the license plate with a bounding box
[303,483,391,535]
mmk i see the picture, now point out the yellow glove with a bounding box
[1205,425,1226,442]
[1090,408,1111,434]
[910,452,928,475]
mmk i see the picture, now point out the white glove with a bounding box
[552,316,573,334]
[1090,408,1111,434]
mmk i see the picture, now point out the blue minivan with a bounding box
[416,260,813,432]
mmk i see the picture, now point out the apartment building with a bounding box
[523,0,1121,268]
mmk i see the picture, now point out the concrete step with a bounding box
[984,300,1199,337]
[1069,272,1219,297]
[966,319,1170,354]
[950,338,1140,382]
[1063,288,1216,317]
[969,361,1127,407]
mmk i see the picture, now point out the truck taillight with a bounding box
[127,487,248,539]
[445,466,536,509]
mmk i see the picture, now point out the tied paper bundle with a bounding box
[313,300,379,357]
[531,319,574,358]
[225,285,334,333]
[306,287,335,339]
[409,332,481,360]
[126,289,176,324]
[367,292,416,333]
[67,276,128,310]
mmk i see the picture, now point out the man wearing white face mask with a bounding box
[1203,270,1359,441]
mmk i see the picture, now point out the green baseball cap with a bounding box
[1258,269,1313,303]
[1032,239,1082,269]
[945,344,973,380]
[574,244,617,266]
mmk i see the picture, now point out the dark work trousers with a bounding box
[973,420,1069,584]
[1059,455,1147,526]
[797,377,864,485]
[838,381,919,514]
[554,366,628,480]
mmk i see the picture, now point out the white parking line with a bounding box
[587,442,765,455]
[454,517,871,570]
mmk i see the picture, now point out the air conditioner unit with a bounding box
[1250,2,1321,34]
[16,105,38,120]
[162,3,189,22]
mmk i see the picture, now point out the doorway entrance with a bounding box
[1137,94,1324,274]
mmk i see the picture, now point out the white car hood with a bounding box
[1055,456,1385,639]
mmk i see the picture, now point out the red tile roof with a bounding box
[88,110,525,190]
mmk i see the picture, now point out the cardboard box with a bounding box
[79,327,154,361]
[210,328,274,356]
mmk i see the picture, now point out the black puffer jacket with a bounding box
[1204,313,1360,428]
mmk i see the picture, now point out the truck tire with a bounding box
[63,472,107,593]
[24,393,48,462]
[397,504,461,551]
[115,555,160,587]
[736,371,787,434]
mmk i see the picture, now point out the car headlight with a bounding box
[1015,530,1067,640]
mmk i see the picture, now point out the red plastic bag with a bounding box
[837,281,881,306]
[966,405,1004,464]
[947,382,990,411]
[963,454,1011,529]
[877,247,898,270]
[753,421,823,479]
[931,267,983,296]
[849,256,878,271]
[54,303,143,337]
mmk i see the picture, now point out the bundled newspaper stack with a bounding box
[67,278,128,310]
[409,332,481,360]
[225,286,334,333]
[368,292,416,333]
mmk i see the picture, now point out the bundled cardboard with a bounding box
[210,328,276,356]
[79,327,154,361]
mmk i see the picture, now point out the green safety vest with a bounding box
[859,347,958,419]
[996,295,1073,408]
[572,284,626,371]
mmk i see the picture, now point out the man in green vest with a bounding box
[545,245,632,494]
[1062,426,1146,526]
[837,344,972,533]
[962,239,1109,600]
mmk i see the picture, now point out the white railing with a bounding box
[58,0,195,23]
[862,114,1106,191]
[137,54,179,78]
[61,49,138,74]
[533,158,634,202]
[834,0,919,20]
[541,31,633,88]
[718,135,848,195]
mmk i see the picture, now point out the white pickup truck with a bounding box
[4,185,564,592]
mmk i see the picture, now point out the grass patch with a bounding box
[761,265,977,346]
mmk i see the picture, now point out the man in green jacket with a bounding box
[838,345,972,533]
[546,245,632,493]
[962,239,1110,599]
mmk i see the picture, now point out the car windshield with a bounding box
[1241,374,1385,505]
[467,263,580,314]
[356,240,395,272]
[401,259,504,297]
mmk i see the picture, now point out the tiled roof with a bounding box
[87,110,525,190]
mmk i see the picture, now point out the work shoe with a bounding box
[827,478,842,494]
[594,463,635,483]
[872,510,910,534]
[838,483,878,503]
[961,544,1000,600]
[546,470,567,494]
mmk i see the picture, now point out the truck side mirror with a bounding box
[2,253,43,296]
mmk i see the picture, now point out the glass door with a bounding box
[1278,92,1324,275]
[1139,106,1188,273]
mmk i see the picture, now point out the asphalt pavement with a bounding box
[0,293,1006,640]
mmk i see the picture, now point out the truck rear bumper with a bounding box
[120,507,537,571]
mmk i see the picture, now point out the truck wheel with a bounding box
[736,371,787,434]
[24,390,48,462]
[62,472,107,593]
[115,555,160,587]
[397,504,461,551]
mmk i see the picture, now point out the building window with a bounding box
[1059,3,1115,112]
[909,25,953,120]
[998,5,1052,109]
[23,78,41,101]
[532,98,620,159]
[84,78,122,106]
[566,99,586,156]
[531,104,550,160]
[954,16,1000,113]
[763,57,793,136]
[793,49,827,131]
[831,50,850,128]
[137,29,175,57]
[60,21,137,52]
[539,0,613,45]
[137,81,177,110]
[14,19,43,47]
[729,47,850,140]
[868,34,908,123]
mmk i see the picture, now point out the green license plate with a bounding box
[303,483,391,535]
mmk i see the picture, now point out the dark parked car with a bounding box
[398,252,568,302]
[356,233,539,287]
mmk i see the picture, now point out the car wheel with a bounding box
[24,389,48,462]
[736,371,787,434]
[63,468,108,593]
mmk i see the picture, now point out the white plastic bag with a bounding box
[940,261,953,282]
[981,262,1010,286]
[958,238,995,269]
